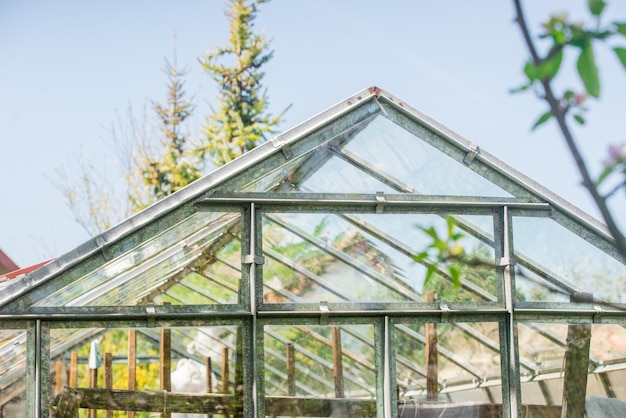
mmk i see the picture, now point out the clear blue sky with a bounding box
[1,0,625,267]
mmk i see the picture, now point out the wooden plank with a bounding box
[88,368,97,418]
[221,346,229,394]
[51,389,562,418]
[206,357,213,394]
[104,353,113,418]
[51,387,240,414]
[54,386,83,418]
[55,359,64,394]
[332,326,344,398]
[561,292,593,418]
[128,328,137,418]
[424,290,438,401]
[69,352,77,388]
[160,323,172,418]
[286,343,296,396]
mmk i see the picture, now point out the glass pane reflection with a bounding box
[513,217,626,303]
[0,329,26,418]
[262,213,497,305]
[36,212,241,307]
[264,324,377,418]
[518,322,626,414]
[49,324,244,416]
[394,321,501,416]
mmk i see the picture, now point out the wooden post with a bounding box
[221,346,230,394]
[128,328,137,418]
[104,352,113,418]
[88,339,100,418]
[332,326,344,398]
[160,321,172,418]
[425,290,438,401]
[286,343,296,396]
[69,352,77,388]
[234,329,244,418]
[88,368,97,418]
[561,292,593,418]
[55,359,64,394]
[206,357,213,393]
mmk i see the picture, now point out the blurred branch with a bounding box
[513,0,626,260]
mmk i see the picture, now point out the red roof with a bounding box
[0,259,53,282]
[0,248,19,274]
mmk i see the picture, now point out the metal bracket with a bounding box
[146,304,157,328]
[497,257,511,267]
[463,143,479,165]
[95,236,113,261]
[376,192,386,214]
[319,301,330,325]
[242,255,265,265]
[439,299,451,322]
[593,304,604,323]
[282,143,294,160]
[374,96,389,116]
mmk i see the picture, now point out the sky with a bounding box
[1,0,626,268]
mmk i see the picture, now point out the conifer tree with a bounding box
[198,0,287,166]
[130,60,201,211]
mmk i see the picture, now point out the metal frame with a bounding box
[1,87,625,418]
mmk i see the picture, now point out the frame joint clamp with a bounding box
[463,143,479,165]
[593,303,604,323]
[319,301,330,325]
[146,303,157,328]
[440,299,451,322]
[242,254,265,265]
[375,191,386,214]
[95,236,113,261]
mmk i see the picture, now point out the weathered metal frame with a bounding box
[1,87,625,418]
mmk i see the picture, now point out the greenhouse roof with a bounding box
[1,86,625,417]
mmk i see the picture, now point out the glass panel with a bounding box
[36,212,242,307]
[518,322,626,415]
[394,321,501,416]
[263,324,377,417]
[342,115,513,197]
[513,217,626,303]
[262,212,497,305]
[239,152,312,192]
[300,153,396,194]
[49,324,244,417]
[0,329,26,418]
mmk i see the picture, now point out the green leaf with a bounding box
[614,47,626,69]
[449,265,462,288]
[523,50,563,82]
[420,226,439,240]
[573,114,586,125]
[509,83,531,94]
[424,264,437,286]
[597,166,615,186]
[615,22,626,36]
[532,110,553,130]
[542,49,563,80]
[577,43,600,97]
[413,252,428,263]
[524,61,541,81]
[588,0,606,16]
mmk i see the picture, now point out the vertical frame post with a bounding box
[39,321,51,418]
[498,206,521,417]
[26,321,36,418]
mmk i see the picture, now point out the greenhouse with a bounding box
[1,86,625,418]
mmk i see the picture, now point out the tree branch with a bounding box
[513,0,626,261]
